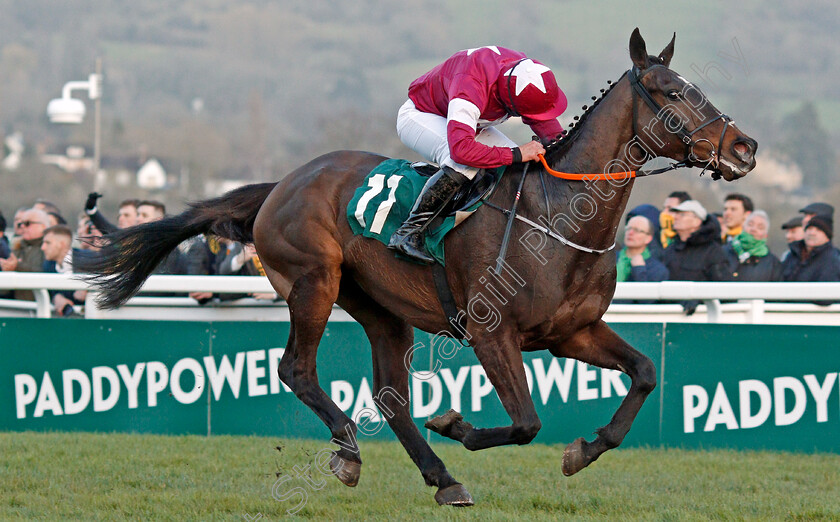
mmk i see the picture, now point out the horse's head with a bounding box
[627,28,757,181]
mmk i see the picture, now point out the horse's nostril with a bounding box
[734,142,750,157]
[732,141,755,161]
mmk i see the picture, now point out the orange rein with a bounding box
[537,154,636,181]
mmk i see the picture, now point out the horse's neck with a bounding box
[538,79,645,248]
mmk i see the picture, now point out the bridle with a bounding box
[628,64,732,180]
[538,64,734,181]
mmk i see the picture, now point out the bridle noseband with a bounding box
[628,65,732,179]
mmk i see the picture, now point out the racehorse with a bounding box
[81,29,757,507]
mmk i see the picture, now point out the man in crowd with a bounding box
[721,193,753,243]
[659,191,691,249]
[782,215,840,282]
[616,215,668,282]
[726,210,782,281]
[782,216,805,244]
[0,208,50,300]
[41,225,79,317]
[137,200,166,225]
[662,200,732,314]
[625,205,663,260]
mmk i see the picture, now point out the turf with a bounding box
[1,431,838,520]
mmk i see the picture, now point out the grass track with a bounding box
[2,431,839,520]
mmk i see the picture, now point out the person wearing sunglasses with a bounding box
[0,208,50,299]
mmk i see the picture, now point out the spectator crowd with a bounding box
[615,191,840,312]
[1,189,839,317]
[0,193,277,316]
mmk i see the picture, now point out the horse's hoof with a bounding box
[562,437,590,476]
[425,409,464,436]
[434,483,474,507]
[329,453,361,487]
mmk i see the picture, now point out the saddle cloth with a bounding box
[346,159,505,265]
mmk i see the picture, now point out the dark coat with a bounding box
[662,217,732,282]
[724,245,784,282]
[626,255,669,282]
[781,240,840,282]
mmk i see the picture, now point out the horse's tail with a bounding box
[78,182,277,309]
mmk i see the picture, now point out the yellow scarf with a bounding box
[660,212,676,248]
[724,225,742,242]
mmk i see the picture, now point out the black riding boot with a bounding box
[388,166,469,264]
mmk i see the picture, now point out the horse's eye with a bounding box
[666,90,680,100]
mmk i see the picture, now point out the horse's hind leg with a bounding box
[337,285,473,506]
[550,320,657,476]
[267,264,363,486]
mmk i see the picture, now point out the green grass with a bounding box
[1,432,839,520]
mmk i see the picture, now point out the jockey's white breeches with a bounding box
[396,99,515,180]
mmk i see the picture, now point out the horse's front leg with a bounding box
[426,327,541,450]
[550,320,657,476]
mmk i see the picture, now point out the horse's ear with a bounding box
[659,33,676,68]
[629,28,650,69]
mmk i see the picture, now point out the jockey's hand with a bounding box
[519,140,546,162]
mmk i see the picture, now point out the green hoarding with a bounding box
[661,323,840,452]
[1,319,838,453]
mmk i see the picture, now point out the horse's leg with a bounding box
[265,264,363,487]
[335,284,474,506]
[426,328,541,450]
[550,320,657,476]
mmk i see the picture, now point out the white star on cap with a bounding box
[466,46,501,55]
[504,59,552,95]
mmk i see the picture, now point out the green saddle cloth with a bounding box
[346,159,504,265]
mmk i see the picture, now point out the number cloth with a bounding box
[347,159,505,265]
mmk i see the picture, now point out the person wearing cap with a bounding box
[782,216,805,243]
[799,202,834,228]
[782,215,840,284]
[721,193,753,244]
[725,210,783,282]
[389,46,567,263]
[662,200,732,313]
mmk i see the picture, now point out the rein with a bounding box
[537,154,686,180]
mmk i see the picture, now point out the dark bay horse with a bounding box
[82,29,757,506]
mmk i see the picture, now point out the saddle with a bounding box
[410,162,501,217]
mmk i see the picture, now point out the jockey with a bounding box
[388,46,568,264]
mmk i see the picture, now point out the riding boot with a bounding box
[388,166,469,264]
